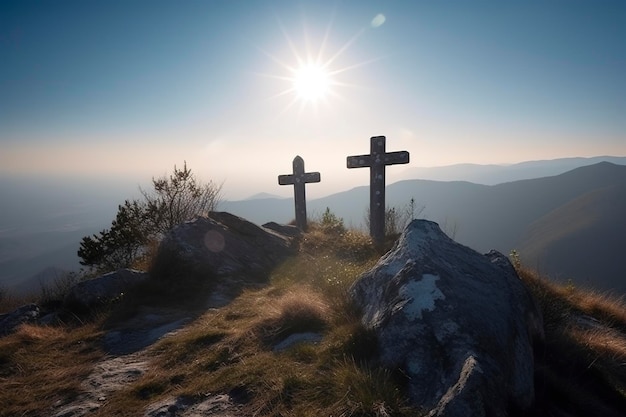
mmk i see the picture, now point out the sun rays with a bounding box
[256,13,380,118]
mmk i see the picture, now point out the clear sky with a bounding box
[1,0,625,199]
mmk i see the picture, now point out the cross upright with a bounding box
[347,136,409,247]
[278,155,320,231]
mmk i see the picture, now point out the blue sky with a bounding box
[1,0,625,199]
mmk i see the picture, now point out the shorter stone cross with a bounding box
[347,136,409,247]
[278,155,320,231]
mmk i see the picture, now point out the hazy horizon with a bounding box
[1,154,625,202]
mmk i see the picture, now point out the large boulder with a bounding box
[156,212,296,283]
[350,220,543,417]
[64,269,148,312]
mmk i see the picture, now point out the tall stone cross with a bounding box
[278,155,320,231]
[347,136,409,247]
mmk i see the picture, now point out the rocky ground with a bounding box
[52,308,244,417]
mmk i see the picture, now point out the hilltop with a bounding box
[1,216,625,416]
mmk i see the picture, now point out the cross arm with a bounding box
[347,154,374,169]
[303,172,321,183]
[278,175,295,185]
[278,172,321,185]
[384,151,410,165]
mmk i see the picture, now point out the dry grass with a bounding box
[8,223,626,416]
[272,227,377,319]
[0,322,104,417]
[254,287,330,346]
[569,326,626,364]
[566,290,626,329]
[519,266,626,416]
[301,222,378,262]
[0,272,411,417]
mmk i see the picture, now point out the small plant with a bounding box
[38,270,88,308]
[141,161,222,235]
[365,197,425,237]
[78,162,222,272]
[509,249,521,270]
[319,207,345,235]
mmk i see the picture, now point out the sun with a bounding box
[257,16,376,115]
[292,62,331,102]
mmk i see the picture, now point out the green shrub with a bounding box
[78,162,221,272]
[319,207,345,235]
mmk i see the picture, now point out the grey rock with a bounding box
[350,219,543,417]
[104,317,190,355]
[64,269,148,312]
[157,212,296,283]
[39,312,60,326]
[53,352,149,417]
[0,303,40,336]
[262,221,302,238]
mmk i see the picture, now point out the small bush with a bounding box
[39,270,85,308]
[78,162,222,272]
[365,198,425,237]
[319,207,346,235]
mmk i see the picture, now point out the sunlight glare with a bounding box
[293,62,331,101]
[257,13,382,117]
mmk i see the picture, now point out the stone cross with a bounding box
[347,136,409,247]
[278,155,320,231]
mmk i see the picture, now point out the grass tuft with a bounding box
[519,266,626,416]
[255,287,330,345]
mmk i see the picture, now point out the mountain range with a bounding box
[396,155,626,185]
[222,161,626,295]
[1,156,625,296]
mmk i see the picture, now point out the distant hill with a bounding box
[222,162,626,294]
[397,156,626,185]
[517,180,626,292]
[244,192,286,200]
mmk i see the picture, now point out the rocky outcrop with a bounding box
[156,212,296,283]
[262,221,302,238]
[0,303,40,336]
[64,269,148,312]
[350,220,543,417]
